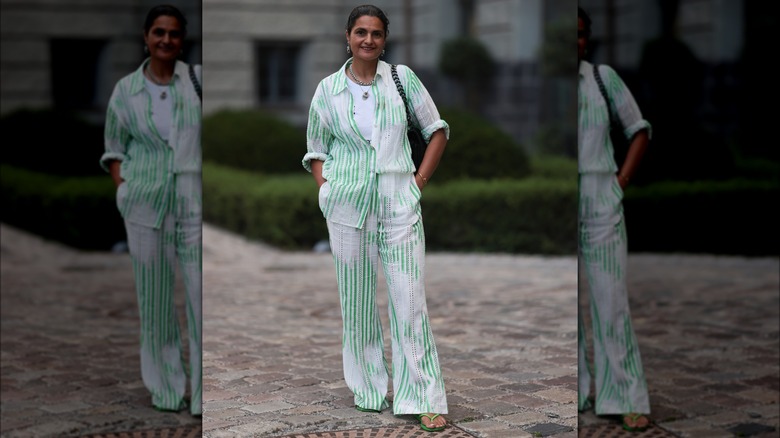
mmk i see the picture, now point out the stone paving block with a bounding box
[523,422,573,436]
[696,410,756,427]
[209,370,261,381]
[243,392,286,403]
[288,405,331,415]
[326,408,376,420]
[458,421,533,438]
[470,378,506,388]
[700,393,756,408]
[4,421,86,438]
[278,414,331,428]
[498,383,545,393]
[736,388,780,404]
[41,402,92,414]
[203,390,240,402]
[681,430,738,438]
[460,389,508,401]
[497,393,551,409]
[207,408,251,420]
[659,418,713,434]
[743,404,780,419]
[531,388,576,404]
[0,416,39,434]
[233,383,285,395]
[242,401,296,414]
[539,404,578,420]
[446,404,485,422]
[497,411,550,427]
[227,421,288,437]
[727,422,778,437]
[464,400,523,417]
[742,375,780,391]
[204,400,246,411]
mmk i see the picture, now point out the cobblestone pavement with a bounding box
[578,254,780,438]
[3,222,777,438]
[201,224,579,438]
[0,223,201,437]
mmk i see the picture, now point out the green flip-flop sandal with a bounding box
[417,413,446,432]
[622,413,650,432]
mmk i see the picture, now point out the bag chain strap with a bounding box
[189,64,202,101]
[391,64,415,129]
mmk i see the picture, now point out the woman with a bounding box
[100,4,202,416]
[577,7,651,432]
[303,4,448,432]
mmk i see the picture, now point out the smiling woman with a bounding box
[302,4,450,433]
[99,4,203,417]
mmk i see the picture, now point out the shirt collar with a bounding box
[578,59,590,78]
[331,58,388,95]
[129,58,187,95]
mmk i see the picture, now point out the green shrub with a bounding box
[0,165,126,250]
[202,109,305,174]
[439,37,496,86]
[529,155,577,181]
[435,108,531,182]
[0,109,105,176]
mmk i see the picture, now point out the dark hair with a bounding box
[144,4,188,36]
[346,4,389,36]
[578,7,591,39]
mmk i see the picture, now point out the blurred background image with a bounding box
[578,0,779,255]
[1,0,202,251]
[1,1,203,436]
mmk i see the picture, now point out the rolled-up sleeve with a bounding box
[100,86,130,172]
[401,65,450,142]
[603,65,652,141]
[302,83,333,173]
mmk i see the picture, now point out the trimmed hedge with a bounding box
[203,161,778,255]
[0,165,126,250]
[623,179,779,256]
[0,109,105,176]
[421,178,577,254]
[203,162,577,254]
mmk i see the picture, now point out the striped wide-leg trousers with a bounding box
[124,173,202,415]
[578,172,650,415]
[325,173,448,415]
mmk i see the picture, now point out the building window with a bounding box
[50,39,107,111]
[256,42,301,104]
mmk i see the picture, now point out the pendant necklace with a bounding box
[349,64,374,100]
[146,65,171,100]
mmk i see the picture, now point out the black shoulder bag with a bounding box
[188,64,202,101]
[391,64,427,173]
[592,64,629,167]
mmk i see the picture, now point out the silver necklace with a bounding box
[349,64,374,100]
[145,65,171,100]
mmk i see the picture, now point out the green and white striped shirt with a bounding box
[578,60,651,173]
[304,58,449,228]
[101,59,201,228]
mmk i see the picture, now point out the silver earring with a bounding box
[381,49,385,57]
[144,45,149,54]
[346,43,351,54]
